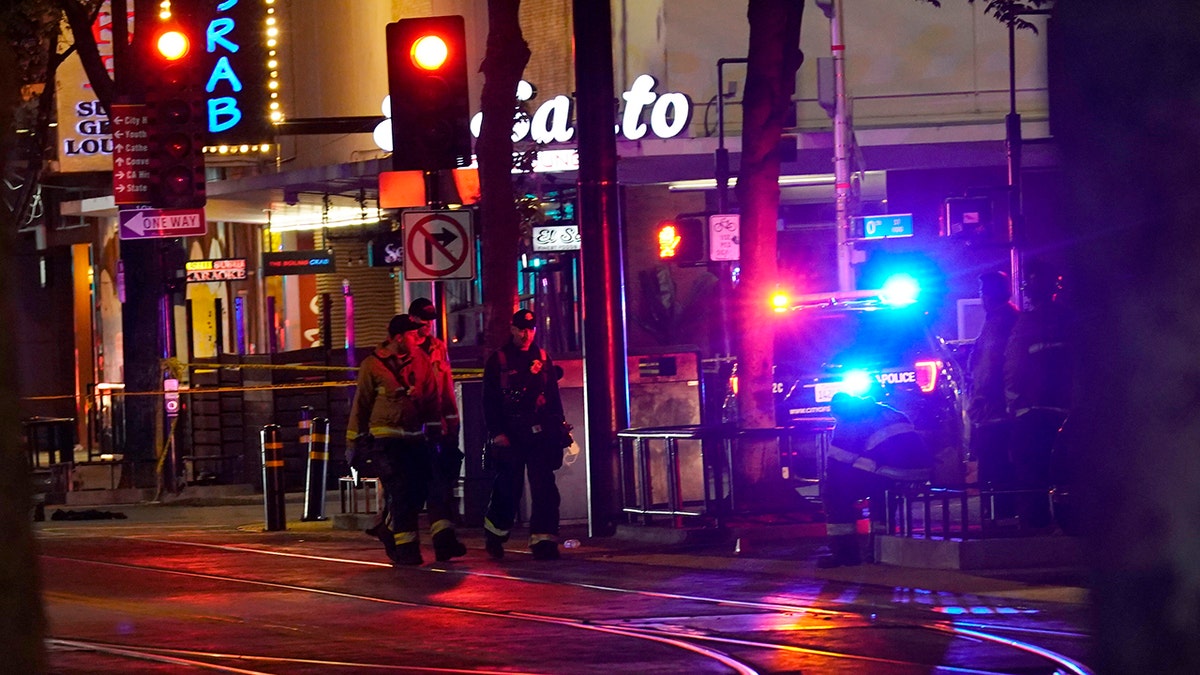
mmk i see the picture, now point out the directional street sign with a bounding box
[111,104,153,206]
[118,206,208,240]
[402,210,474,280]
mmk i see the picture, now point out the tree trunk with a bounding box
[61,0,114,111]
[1054,2,1200,673]
[477,0,531,351]
[0,23,48,675]
[733,0,804,506]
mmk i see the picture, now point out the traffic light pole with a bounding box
[714,57,746,359]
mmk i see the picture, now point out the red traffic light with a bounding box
[155,28,190,61]
[386,16,471,172]
[411,34,450,70]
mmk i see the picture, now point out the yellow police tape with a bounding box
[20,362,485,401]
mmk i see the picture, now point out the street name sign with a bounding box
[119,206,208,240]
[856,213,914,240]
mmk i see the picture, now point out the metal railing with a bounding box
[617,421,835,528]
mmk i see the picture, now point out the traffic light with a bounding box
[386,16,471,172]
[656,217,705,264]
[145,17,207,209]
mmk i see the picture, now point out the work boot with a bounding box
[816,534,861,569]
[432,529,468,562]
[530,540,560,561]
[390,542,423,566]
[367,523,396,560]
[485,531,506,560]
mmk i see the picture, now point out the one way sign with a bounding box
[119,206,208,240]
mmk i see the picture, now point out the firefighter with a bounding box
[347,314,441,566]
[819,393,930,568]
[966,270,1020,519]
[481,309,571,561]
[1004,260,1071,530]
[408,297,467,562]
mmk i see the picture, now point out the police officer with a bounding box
[482,309,570,561]
[819,393,930,568]
[347,314,441,566]
[966,270,1020,519]
[408,297,467,561]
[1004,260,1071,530]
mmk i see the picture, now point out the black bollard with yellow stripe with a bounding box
[302,417,331,521]
[261,424,286,531]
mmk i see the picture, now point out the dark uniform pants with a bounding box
[485,432,560,538]
[823,459,897,530]
[972,419,1016,519]
[428,439,463,529]
[381,437,433,540]
[1010,408,1067,529]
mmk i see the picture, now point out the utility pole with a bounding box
[574,0,627,538]
[821,0,854,292]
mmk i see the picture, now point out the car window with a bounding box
[775,307,934,373]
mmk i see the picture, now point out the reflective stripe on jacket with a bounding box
[828,402,930,481]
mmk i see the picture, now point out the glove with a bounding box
[559,422,575,449]
[347,433,373,468]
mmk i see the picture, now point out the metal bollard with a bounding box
[261,424,286,531]
[302,417,331,521]
[298,406,313,446]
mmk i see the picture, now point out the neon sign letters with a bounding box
[374,74,693,153]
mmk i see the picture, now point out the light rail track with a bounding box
[40,534,1093,674]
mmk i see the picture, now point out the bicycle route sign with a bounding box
[402,210,474,280]
[708,213,739,262]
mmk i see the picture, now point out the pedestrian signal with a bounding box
[656,217,705,264]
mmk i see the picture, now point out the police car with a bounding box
[731,275,969,485]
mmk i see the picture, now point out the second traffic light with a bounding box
[145,20,207,209]
[386,16,472,172]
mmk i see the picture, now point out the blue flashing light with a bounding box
[880,273,921,306]
[841,370,872,397]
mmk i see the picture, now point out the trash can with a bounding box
[23,417,76,467]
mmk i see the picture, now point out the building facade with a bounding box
[18,0,1059,463]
